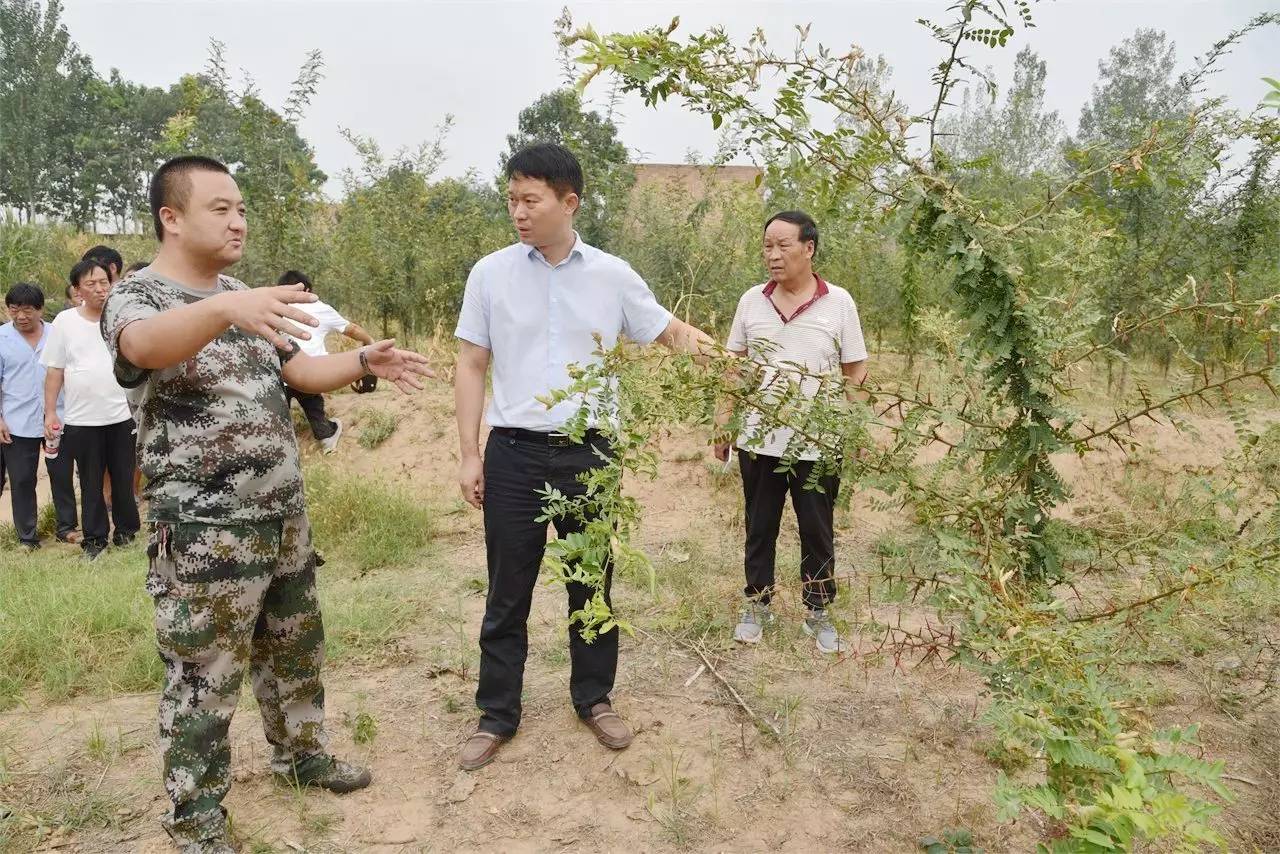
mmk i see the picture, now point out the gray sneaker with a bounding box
[803,608,848,654]
[320,419,343,455]
[181,836,235,854]
[733,602,773,644]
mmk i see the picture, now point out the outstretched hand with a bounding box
[218,284,319,350]
[362,339,436,394]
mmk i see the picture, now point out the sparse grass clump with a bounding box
[357,408,399,450]
[305,463,433,571]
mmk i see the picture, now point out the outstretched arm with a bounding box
[119,284,320,371]
[655,317,718,364]
[282,339,434,395]
[342,322,376,346]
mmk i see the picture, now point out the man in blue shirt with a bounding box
[454,143,712,771]
[0,283,78,549]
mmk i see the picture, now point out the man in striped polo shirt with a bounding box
[714,210,869,653]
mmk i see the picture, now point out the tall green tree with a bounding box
[1076,29,1189,151]
[159,42,328,281]
[499,88,634,251]
[92,72,180,232]
[1067,28,1205,365]
[0,0,95,223]
[330,121,508,338]
[939,46,1065,176]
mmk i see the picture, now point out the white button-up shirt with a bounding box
[455,233,672,430]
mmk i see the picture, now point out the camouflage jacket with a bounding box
[102,269,305,524]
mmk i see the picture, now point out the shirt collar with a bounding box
[0,319,46,344]
[527,231,587,267]
[762,273,828,298]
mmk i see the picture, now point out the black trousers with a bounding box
[477,430,616,737]
[286,388,337,440]
[66,419,140,549]
[739,452,840,610]
[1,435,77,544]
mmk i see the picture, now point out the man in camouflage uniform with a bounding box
[103,155,432,854]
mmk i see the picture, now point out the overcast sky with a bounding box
[62,0,1278,197]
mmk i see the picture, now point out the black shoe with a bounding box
[82,542,107,561]
[275,755,372,794]
[112,531,136,547]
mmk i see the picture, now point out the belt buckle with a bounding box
[549,432,571,447]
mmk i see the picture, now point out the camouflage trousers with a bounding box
[146,515,329,845]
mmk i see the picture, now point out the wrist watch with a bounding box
[357,346,372,377]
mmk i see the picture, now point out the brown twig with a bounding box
[686,641,781,740]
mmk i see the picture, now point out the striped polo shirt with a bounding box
[726,275,868,460]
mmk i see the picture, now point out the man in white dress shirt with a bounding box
[453,143,712,770]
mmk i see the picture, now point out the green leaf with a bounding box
[1078,828,1117,849]
[712,112,723,129]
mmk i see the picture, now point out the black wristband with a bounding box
[358,347,371,376]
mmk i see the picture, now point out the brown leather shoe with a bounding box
[57,530,83,545]
[457,730,508,771]
[582,703,633,750]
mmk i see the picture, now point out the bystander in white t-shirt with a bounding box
[41,308,132,426]
[288,300,350,358]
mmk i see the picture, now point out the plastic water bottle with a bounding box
[42,425,61,459]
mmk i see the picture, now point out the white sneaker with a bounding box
[320,419,342,455]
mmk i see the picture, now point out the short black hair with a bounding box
[149,155,232,241]
[69,259,109,290]
[124,260,150,275]
[277,269,313,292]
[505,143,583,199]
[82,244,124,276]
[5,283,45,310]
[764,210,819,255]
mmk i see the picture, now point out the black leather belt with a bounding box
[491,427,605,447]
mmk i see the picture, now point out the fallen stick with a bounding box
[683,664,707,688]
[686,642,780,741]
[1222,773,1261,787]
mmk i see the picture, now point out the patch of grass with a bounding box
[0,510,427,708]
[305,464,433,572]
[357,408,399,450]
[36,503,58,540]
[0,765,128,851]
[319,571,423,665]
[644,537,734,641]
[0,543,161,709]
[645,747,703,847]
[351,710,377,745]
[344,695,378,745]
[0,503,57,549]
